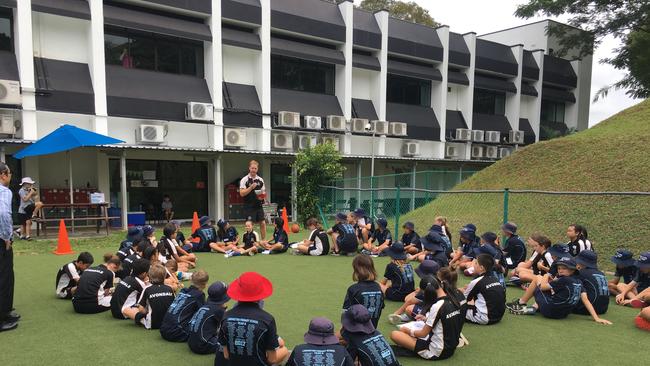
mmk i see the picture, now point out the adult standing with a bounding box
[240,160,267,239]
[0,162,18,332]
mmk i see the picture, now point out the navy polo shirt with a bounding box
[222,227,239,243]
[287,344,354,366]
[341,330,400,366]
[160,286,206,342]
[402,231,421,249]
[614,265,638,284]
[342,281,385,328]
[383,262,415,297]
[188,302,226,354]
[371,229,392,245]
[635,270,650,293]
[574,268,609,315]
[192,226,219,252]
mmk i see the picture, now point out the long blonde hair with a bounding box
[393,259,408,272]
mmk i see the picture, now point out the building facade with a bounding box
[0,0,591,224]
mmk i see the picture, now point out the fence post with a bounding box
[370,176,375,218]
[502,188,510,244]
[395,185,401,235]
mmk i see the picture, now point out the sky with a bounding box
[353,0,641,126]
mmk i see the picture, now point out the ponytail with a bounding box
[440,280,461,309]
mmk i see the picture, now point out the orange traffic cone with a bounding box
[54,219,74,255]
[190,211,200,243]
[281,207,290,233]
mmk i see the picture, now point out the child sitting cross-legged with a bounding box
[258,217,289,254]
[401,221,421,255]
[56,252,94,299]
[380,242,415,302]
[160,269,209,342]
[158,223,196,269]
[291,218,330,256]
[340,304,400,366]
[408,230,449,268]
[217,219,240,256]
[187,281,230,354]
[342,254,385,328]
[463,254,506,325]
[388,260,439,325]
[362,218,392,256]
[123,264,175,329]
[288,317,355,366]
[327,212,358,256]
[608,249,638,297]
[111,258,150,320]
[226,220,260,257]
[616,251,650,308]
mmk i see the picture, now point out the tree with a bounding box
[515,0,650,100]
[359,0,439,28]
[292,143,345,224]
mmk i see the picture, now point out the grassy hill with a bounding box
[401,99,650,269]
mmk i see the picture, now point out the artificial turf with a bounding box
[1,231,647,366]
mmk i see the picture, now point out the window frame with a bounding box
[270,55,336,95]
[0,7,14,53]
[473,88,506,116]
[386,74,432,107]
[541,99,566,123]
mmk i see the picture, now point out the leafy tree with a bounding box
[359,0,439,27]
[292,143,345,224]
[515,0,650,100]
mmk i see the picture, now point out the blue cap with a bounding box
[386,241,407,260]
[127,226,143,241]
[575,250,598,269]
[353,208,366,217]
[471,244,498,259]
[556,256,577,270]
[336,212,347,221]
[415,260,440,278]
[464,224,477,232]
[217,219,227,228]
[548,244,570,258]
[199,216,211,226]
[142,225,155,237]
[376,218,388,229]
[501,222,517,234]
[636,251,650,269]
[430,224,443,235]
[611,249,635,267]
[420,231,444,252]
[207,281,230,304]
[402,221,415,230]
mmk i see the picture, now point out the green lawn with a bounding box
[1,230,647,366]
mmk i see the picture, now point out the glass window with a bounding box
[0,9,13,52]
[271,56,335,94]
[541,100,565,123]
[387,75,431,106]
[473,89,506,115]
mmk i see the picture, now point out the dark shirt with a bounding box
[110,276,145,319]
[424,250,449,268]
[383,262,415,297]
[464,274,506,324]
[574,268,609,314]
[221,227,239,244]
[271,228,289,248]
[371,229,392,246]
[459,237,480,256]
[502,235,526,267]
[287,344,355,366]
[635,270,650,293]
[139,284,175,329]
[72,264,114,306]
[160,286,206,341]
[402,231,420,250]
[242,175,264,209]
[332,223,358,252]
[192,225,219,252]
[614,265,638,284]
[341,330,400,366]
[188,301,226,354]
[544,275,583,317]
[243,231,260,249]
[342,281,384,328]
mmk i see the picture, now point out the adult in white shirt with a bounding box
[239,160,267,239]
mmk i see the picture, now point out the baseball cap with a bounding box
[217,219,228,228]
[142,225,155,237]
[20,177,36,185]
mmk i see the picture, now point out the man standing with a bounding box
[239,160,267,239]
[0,162,18,332]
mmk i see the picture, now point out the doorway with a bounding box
[270,163,292,215]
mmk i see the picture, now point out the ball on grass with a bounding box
[291,223,300,233]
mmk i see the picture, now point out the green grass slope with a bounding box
[401,100,650,269]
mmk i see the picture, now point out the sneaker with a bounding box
[459,332,469,346]
[331,251,340,257]
[262,250,271,255]
[630,299,648,308]
[290,243,300,249]
[507,276,521,287]
[388,313,411,325]
[224,252,232,258]
[360,249,372,256]
[231,252,241,257]
[505,299,525,311]
[247,251,255,256]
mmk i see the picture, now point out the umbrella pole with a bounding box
[69,151,75,234]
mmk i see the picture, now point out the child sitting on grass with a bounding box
[463,254,506,325]
[217,219,240,256]
[616,251,650,308]
[190,216,219,253]
[380,242,415,302]
[288,317,355,366]
[111,258,150,319]
[117,227,143,260]
[362,218,392,256]
[328,213,358,256]
[124,264,175,329]
[340,304,400,366]
[163,260,181,292]
[509,234,553,284]
[158,223,196,270]
[227,220,260,257]
[258,217,289,254]
[408,230,449,268]
[574,250,610,315]
[449,224,480,270]
[187,281,230,354]
[160,269,209,342]
[608,249,639,297]
[401,221,421,255]
[292,218,330,256]
[342,254,384,328]
[72,254,120,314]
[388,260,439,325]
[353,208,374,244]
[56,252,94,299]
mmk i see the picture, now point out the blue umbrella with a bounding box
[14,124,124,204]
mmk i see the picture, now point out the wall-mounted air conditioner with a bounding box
[321,135,341,151]
[351,118,369,133]
[224,128,247,148]
[485,131,501,143]
[0,113,15,135]
[455,128,471,141]
[402,141,420,157]
[389,122,408,137]
[272,132,293,150]
[471,130,484,142]
[445,143,461,159]
[471,145,484,159]
[186,102,214,121]
[371,120,389,135]
[277,111,301,128]
[508,130,524,144]
[297,134,318,150]
[303,116,322,130]
[326,115,346,131]
[136,124,166,144]
[499,147,513,159]
[0,79,21,105]
[485,145,498,159]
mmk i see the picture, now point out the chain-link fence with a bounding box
[317,187,650,271]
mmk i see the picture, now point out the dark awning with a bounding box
[388,59,442,81]
[34,57,94,115]
[222,27,261,50]
[388,18,443,62]
[0,1,15,8]
[352,99,378,120]
[353,8,381,49]
[448,70,469,86]
[32,0,90,20]
[543,55,577,88]
[271,88,343,118]
[521,83,538,97]
[522,50,539,80]
[223,82,262,128]
[104,5,211,42]
[271,37,344,65]
[475,39,518,76]
[106,65,212,121]
[474,75,517,94]
[445,110,467,132]
[542,87,576,103]
[353,53,380,71]
[140,0,211,15]
[271,0,345,42]
[472,113,512,133]
[222,0,260,25]
[387,103,440,141]
[449,32,470,67]
[519,118,536,145]
[0,50,19,81]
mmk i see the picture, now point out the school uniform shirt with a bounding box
[287,344,355,366]
[332,223,358,252]
[440,235,453,257]
[221,227,239,244]
[160,285,206,341]
[614,265,638,284]
[192,226,219,252]
[243,231,260,249]
[341,330,400,366]
[110,275,147,319]
[240,174,265,210]
[402,231,421,250]
[158,237,180,261]
[117,240,135,261]
[371,229,392,246]
[574,268,609,315]
[56,262,81,298]
[271,228,289,250]
[567,239,593,257]
[138,283,175,329]
[459,238,480,256]
[218,302,280,366]
[502,235,526,268]
[416,296,463,360]
[342,281,385,328]
[188,302,226,354]
[424,250,449,268]
[72,264,115,308]
[537,275,583,319]
[463,274,505,325]
[119,253,140,278]
[383,262,415,297]
[307,229,330,256]
[530,250,554,275]
[635,270,650,293]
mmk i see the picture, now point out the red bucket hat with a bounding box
[227,272,273,302]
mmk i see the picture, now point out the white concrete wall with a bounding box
[222,46,259,85]
[32,12,90,63]
[106,116,214,148]
[351,68,374,100]
[447,85,460,111]
[480,21,548,51]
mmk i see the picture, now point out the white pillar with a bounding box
[575,55,592,131]
[374,10,389,121]
[506,44,524,131]
[531,49,545,142]
[461,32,477,160]
[337,0,353,119]
[88,0,108,135]
[433,26,449,159]
[214,155,224,219]
[259,0,272,151]
[565,59,581,131]
[206,0,224,150]
[0,146,4,163]
[15,0,37,141]
[120,152,128,231]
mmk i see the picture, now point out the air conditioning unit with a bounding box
[0,113,15,135]
[136,124,165,144]
[371,120,389,135]
[277,111,301,128]
[351,118,370,133]
[186,102,214,121]
[508,130,524,144]
[445,143,461,159]
[455,128,471,141]
[0,79,21,105]
[303,115,322,130]
[321,135,341,151]
[485,131,501,143]
[272,132,293,150]
[485,145,498,159]
[402,141,420,157]
[389,122,407,137]
[326,115,346,131]
[471,145,484,159]
[224,128,247,148]
[499,147,513,159]
[296,134,318,150]
[471,130,484,142]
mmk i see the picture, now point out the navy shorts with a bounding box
[244,206,265,223]
[385,287,407,302]
[337,238,357,254]
[534,287,571,319]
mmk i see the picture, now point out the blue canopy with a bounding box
[14,124,124,159]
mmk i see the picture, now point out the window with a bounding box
[271,55,335,94]
[387,75,431,106]
[104,27,204,77]
[541,100,565,123]
[0,8,12,52]
[473,89,506,115]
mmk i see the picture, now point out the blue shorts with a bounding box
[534,287,571,319]
[337,238,357,254]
